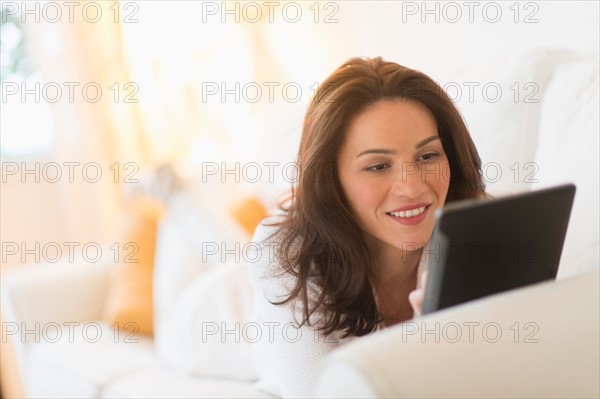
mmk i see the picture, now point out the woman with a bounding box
[247,56,487,398]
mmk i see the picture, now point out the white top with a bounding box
[247,216,429,398]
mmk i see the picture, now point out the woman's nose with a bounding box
[390,162,424,197]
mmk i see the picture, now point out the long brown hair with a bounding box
[268,57,486,338]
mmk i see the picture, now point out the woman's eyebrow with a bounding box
[355,136,441,158]
[415,135,440,149]
[355,148,397,158]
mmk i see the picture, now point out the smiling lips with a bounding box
[386,204,430,225]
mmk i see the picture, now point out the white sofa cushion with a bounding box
[101,366,270,399]
[531,58,600,277]
[24,322,157,399]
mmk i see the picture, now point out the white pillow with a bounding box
[531,58,600,277]
[453,49,581,196]
[152,190,248,328]
[152,181,258,381]
[154,261,258,381]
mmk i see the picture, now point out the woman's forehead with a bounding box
[342,100,439,151]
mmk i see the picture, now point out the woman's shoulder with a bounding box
[247,213,317,310]
[247,213,291,284]
[250,214,286,245]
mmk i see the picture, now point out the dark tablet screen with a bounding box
[422,183,576,315]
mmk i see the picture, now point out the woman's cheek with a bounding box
[435,160,451,201]
[349,181,381,216]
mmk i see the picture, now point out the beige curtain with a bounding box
[1,1,298,268]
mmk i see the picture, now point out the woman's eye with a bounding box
[366,163,388,172]
[419,152,439,162]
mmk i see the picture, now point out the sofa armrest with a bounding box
[316,269,600,399]
[1,256,115,341]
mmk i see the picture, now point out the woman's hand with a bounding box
[408,270,428,318]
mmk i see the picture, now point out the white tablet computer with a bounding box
[422,183,576,315]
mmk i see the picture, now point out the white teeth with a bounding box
[389,206,426,218]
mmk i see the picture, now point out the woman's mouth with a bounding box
[386,205,430,226]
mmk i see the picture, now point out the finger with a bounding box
[408,289,424,318]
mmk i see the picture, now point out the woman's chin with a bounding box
[395,241,426,253]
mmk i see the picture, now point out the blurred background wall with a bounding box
[1,0,599,269]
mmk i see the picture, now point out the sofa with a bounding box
[2,53,598,398]
[316,268,599,398]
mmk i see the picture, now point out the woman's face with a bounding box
[337,99,450,254]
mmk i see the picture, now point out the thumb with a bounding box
[409,270,429,318]
[408,288,424,318]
